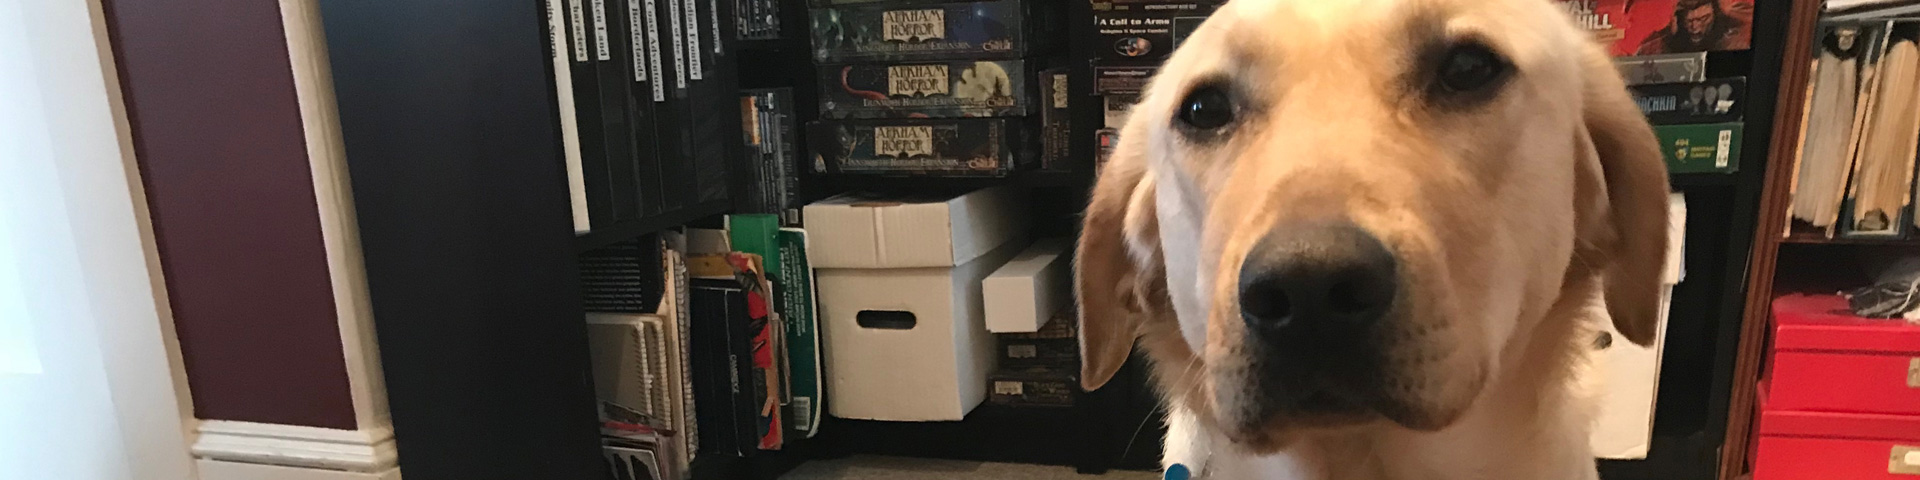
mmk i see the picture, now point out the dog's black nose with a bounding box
[1238,221,1397,339]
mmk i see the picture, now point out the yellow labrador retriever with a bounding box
[1075,0,1670,478]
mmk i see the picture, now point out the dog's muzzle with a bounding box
[1236,219,1402,421]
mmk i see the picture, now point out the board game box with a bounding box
[1095,65,1155,95]
[1039,66,1071,170]
[809,117,1037,177]
[1655,122,1742,173]
[1615,52,1708,85]
[1091,2,1222,63]
[1557,0,1753,56]
[818,60,1037,118]
[988,366,1078,407]
[1629,77,1746,125]
[809,0,1061,62]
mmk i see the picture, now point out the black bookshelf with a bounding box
[315,0,1795,477]
[1599,2,1795,479]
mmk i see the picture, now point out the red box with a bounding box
[1754,382,1920,480]
[1766,295,1920,415]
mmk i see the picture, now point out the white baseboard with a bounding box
[192,420,398,473]
[197,459,400,480]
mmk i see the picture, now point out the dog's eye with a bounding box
[1435,43,1510,94]
[1176,85,1235,131]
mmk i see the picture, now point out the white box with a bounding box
[983,238,1071,333]
[816,237,1026,421]
[802,187,1028,269]
[1580,193,1686,459]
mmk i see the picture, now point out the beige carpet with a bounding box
[782,455,1159,479]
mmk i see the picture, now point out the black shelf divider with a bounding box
[574,200,732,252]
[317,0,609,479]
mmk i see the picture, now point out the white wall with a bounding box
[0,0,197,479]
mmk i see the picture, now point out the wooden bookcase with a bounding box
[1715,1,1887,480]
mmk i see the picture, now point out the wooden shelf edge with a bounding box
[1717,0,1826,479]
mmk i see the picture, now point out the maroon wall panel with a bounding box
[103,0,358,430]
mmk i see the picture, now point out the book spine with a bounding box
[619,0,666,216]
[664,238,697,464]
[547,0,593,233]
[651,0,696,209]
[777,228,821,437]
[593,0,645,220]
[566,0,618,226]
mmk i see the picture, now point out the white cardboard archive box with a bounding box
[982,238,1072,333]
[802,186,1028,269]
[1579,193,1687,459]
[805,187,1033,421]
[816,238,1027,421]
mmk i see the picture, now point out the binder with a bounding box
[613,0,666,217]
[546,0,593,233]
[684,0,744,204]
[1789,24,1873,234]
[1840,22,1920,238]
[564,0,620,225]
[647,0,697,210]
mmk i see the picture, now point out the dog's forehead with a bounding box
[1189,0,1569,70]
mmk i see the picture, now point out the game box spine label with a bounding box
[1655,122,1743,174]
[809,1,1060,63]
[808,118,1036,177]
[1614,52,1707,86]
[998,338,1079,368]
[1090,3,1221,64]
[818,60,1036,119]
[1039,66,1071,170]
[1629,77,1746,125]
[1094,65,1154,95]
[806,0,954,7]
[988,366,1078,407]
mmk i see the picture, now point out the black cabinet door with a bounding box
[318,1,605,479]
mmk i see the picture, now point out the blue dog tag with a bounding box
[1165,463,1192,480]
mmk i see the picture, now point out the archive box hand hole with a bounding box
[857,311,918,330]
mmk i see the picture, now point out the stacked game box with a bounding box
[988,308,1081,407]
[1088,0,1228,174]
[807,0,1069,177]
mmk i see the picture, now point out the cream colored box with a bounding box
[802,187,1028,269]
[815,238,1026,421]
[982,238,1071,333]
[1580,193,1687,459]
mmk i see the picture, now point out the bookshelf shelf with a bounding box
[1779,234,1920,246]
[1671,172,1741,187]
[574,200,732,252]
[818,169,1094,193]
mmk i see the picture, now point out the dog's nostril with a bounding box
[1326,278,1371,315]
[1241,286,1293,328]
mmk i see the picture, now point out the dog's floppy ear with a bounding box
[1574,48,1671,346]
[1076,139,1164,391]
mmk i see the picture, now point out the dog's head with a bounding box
[1076,0,1669,451]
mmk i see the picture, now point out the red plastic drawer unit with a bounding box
[1754,383,1920,480]
[1768,295,1920,415]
